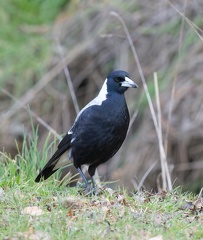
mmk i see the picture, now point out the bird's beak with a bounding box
[121,76,139,88]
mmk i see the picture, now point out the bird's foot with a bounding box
[87,186,97,196]
[77,179,97,195]
[76,181,87,189]
[78,185,97,196]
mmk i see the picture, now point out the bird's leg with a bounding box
[91,176,96,189]
[77,167,91,192]
[88,164,99,194]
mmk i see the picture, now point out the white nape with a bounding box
[84,78,108,108]
[69,79,108,133]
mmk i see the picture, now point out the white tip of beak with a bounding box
[121,77,138,88]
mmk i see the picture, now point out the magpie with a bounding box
[35,70,138,192]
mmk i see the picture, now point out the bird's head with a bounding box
[106,70,138,94]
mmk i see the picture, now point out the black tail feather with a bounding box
[35,166,58,182]
[35,134,72,182]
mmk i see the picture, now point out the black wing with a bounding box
[35,133,72,182]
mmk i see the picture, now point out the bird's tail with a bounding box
[35,144,70,182]
[35,166,57,182]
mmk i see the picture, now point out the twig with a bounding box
[128,109,139,132]
[167,0,203,42]
[138,160,158,192]
[1,39,94,122]
[55,38,80,114]
[0,89,61,140]
[164,0,187,156]
[154,73,172,190]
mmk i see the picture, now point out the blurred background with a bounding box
[1,0,203,193]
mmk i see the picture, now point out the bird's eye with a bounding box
[115,77,122,83]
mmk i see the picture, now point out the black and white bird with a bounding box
[35,70,138,192]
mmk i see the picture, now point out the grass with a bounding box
[0,129,203,240]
